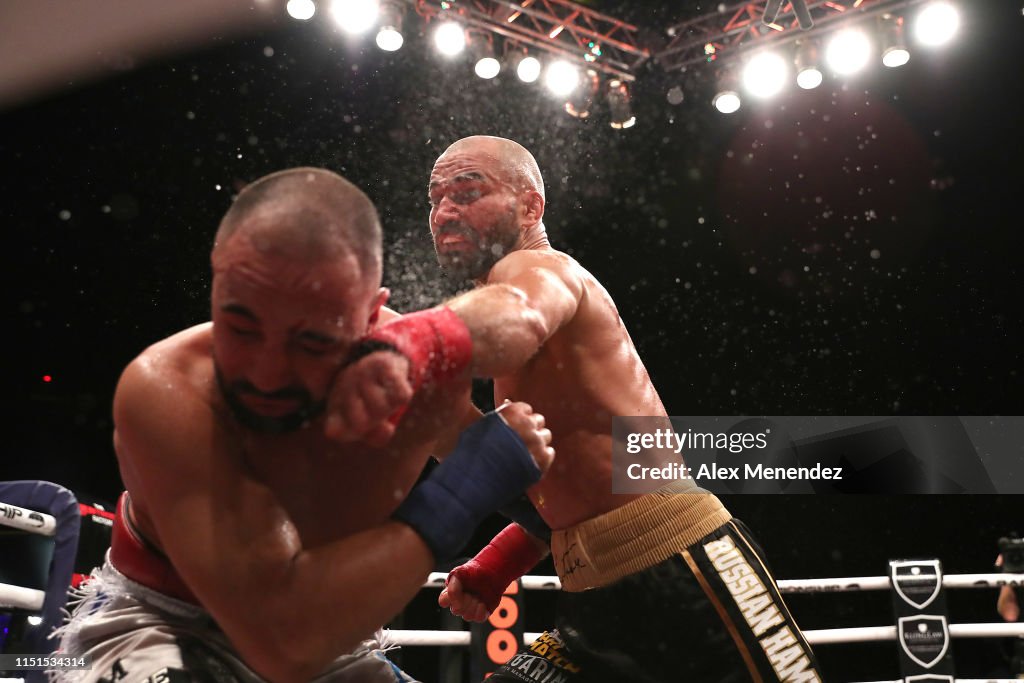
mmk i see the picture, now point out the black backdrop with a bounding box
[3,0,1021,678]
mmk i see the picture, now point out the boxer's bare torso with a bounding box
[483,249,668,530]
[118,316,470,554]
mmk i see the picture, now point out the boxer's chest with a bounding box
[240,431,432,547]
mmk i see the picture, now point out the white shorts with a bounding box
[49,558,420,683]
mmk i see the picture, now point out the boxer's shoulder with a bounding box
[116,323,220,435]
[491,247,576,277]
[124,323,213,389]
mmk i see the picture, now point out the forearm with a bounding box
[239,522,433,682]
[998,585,1020,622]
[448,284,549,376]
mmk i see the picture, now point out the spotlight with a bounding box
[516,55,542,83]
[434,21,466,56]
[742,51,788,98]
[26,615,43,626]
[286,0,316,21]
[544,60,580,97]
[375,1,404,51]
[713,90,741,114]
[607,79,635,129]
[475,57,501,79]
[794,40,823,89]
[566,70,599,118]
[330,0,379,35]
[713,66,742,113]
[825,28,873,75]
[470,35,500,79]
[880,15,909,67]
[915,2,959,46]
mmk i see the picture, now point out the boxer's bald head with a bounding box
[440,136,545,200]
[428,136,548,280]
[212,167,382,284]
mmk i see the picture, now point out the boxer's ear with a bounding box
[367,287,390,330]
[521,189,545,227]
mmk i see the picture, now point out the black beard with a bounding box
[434,216,518,281]
[214,365,324,434]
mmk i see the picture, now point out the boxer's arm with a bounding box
[447,249,584,377]
[431,401,485,461]
[996,555,1021,622]
[115,360,433,683]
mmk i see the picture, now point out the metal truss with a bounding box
[408,0,650,81]
[656,0,927,72]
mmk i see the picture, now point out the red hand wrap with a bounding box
[447,523,546,613]
[366,306,472,392]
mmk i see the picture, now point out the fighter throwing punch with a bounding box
[52,167,554,683]
[330,136,823,681]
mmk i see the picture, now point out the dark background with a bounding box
[2,0,1021,679]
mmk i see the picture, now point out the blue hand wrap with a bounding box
[393,411,541,562]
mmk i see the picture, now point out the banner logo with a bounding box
[892,560,942,609]
[898,616,949,669]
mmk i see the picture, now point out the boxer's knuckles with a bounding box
[325,352,413,442]
[439,578,491,622]
[499,402,555,474]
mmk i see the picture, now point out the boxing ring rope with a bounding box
[0,502,57,611]
[395,571,1024,648]
[388,623,1024,648]
[425,571,1024,593]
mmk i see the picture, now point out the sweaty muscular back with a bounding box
[487,248,667,529]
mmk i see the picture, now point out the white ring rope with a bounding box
[802,622,1024,644]
[410,571,1024,650]
[425,572,1024,593]
[0,501,57,536]
[389,623,1024,647]
[0,582,46,610]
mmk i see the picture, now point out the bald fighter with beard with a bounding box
[329,137,822,682]
[50,167,555,683]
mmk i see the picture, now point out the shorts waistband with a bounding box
[551,483,731,592]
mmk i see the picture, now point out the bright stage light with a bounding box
[915,2,960,46]
[743,51,788,98]
[375,1,404,51]
[826,28,873,75]
[286,0,316,21]
[883,46,910,67]
[330,0,378,35]
[795,40,823,89]
[475,57,501,79]
[376,27,403,51]
[544,61,580,97]
[797,68,823,89]
[517,56,542,83]
[713,90,741,114]
[880,14,910,67]
[434,22,466,56]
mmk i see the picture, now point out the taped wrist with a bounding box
[393,411,541,562]
[498,495,551,543]
[352,307,472,392]
[448,523,547,612]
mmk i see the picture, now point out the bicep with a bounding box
[489,254,583,338]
